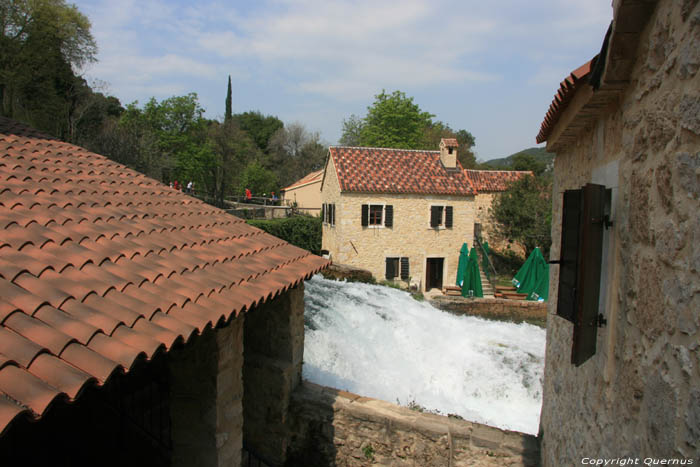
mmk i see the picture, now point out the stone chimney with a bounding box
[439,138,459,169]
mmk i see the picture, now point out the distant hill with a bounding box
[482,147,555,168]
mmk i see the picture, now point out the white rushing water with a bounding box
[302,275,546,435]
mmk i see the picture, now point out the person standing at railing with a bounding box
[245,188,252,203]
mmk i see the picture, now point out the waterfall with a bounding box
[303,274,545,435]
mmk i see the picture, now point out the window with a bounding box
[361,204,393,228]
[322,203,335,226]
[430,205,453,228]
[555,183,610,366]
[385,257,409,280]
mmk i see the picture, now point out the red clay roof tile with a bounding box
[463,169,533,192]
[328,146,476,196]
[0,116,329,435]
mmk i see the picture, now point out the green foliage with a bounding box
[483,147,554,171]
[238,161,279,196]
[358,90,434,149]
[225,75,232,123]
[267,122,327,187]
[233,111,283,153]
[1,0,98,138]
[247,216,322,255]
[339,90,476,166]
[362,444,375,460]
[489,175,552,259]
[511,152,547,176]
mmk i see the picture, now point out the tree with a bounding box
[238,161,279,196]
[233,111,283,153]
[357,90,434,149]
[225,75,232,123]
[268,122,327,187]
[0,0,97,137]
[489,175,552,259]
[511,152,547,177]
[338,114,363,146]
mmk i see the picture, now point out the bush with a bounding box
[247,215,322,255]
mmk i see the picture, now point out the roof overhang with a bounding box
[538,0,658,152]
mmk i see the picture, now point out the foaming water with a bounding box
[302,275,545,435]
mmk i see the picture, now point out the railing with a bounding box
[474,235,498,292]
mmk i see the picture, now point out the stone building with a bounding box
[0,117,328,466]
[536,0,699,464]
[280,169,323,215]
[321,139,478,291]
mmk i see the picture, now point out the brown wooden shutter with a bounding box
[384,205,393,227]
[331,203,335,226]
[361,204,369,226]
[400,257,409,280]
[430,206,441,227]
[321,204,326,223]
[385,258,396,279]
[557,190,581,323]
[445,206,453,228]
[571,183,606,366]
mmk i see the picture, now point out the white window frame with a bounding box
[429,204,447,229]
[368,203,386,229]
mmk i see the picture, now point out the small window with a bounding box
[323,203,336,226]
[362,204,392,228]
[430,205,453,229]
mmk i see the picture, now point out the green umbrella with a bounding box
[513,247,548,299]
[456,243,469,286]
[461,247,484,298]
[527,262,549,302]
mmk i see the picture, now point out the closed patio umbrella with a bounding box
[461,247,484,298]
[513,247,548,299]
[456,243,469,286]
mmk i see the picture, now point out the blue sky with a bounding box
[72,0,613,160]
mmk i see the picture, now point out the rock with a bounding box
[679,95,700,135]
[321,263,375,284]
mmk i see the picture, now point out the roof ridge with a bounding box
[330,146,439,154]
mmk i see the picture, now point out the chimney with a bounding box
[439,138,459,169]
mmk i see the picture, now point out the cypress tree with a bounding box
[225,75,232,123]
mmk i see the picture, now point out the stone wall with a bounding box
[169,317,244,467]
[430,296,547,327]
[244,285,306,465]
[287,382,539,467]
[322,156,476,291]
[540,1,700,464]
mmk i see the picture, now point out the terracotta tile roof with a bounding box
[441,138,458,147]
[536,60,593,144]
[281,169,323,192]
[464,169,533,192]
[329,146,476,196]
[0,117,328,436]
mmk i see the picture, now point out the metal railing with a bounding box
[474,235,498,292]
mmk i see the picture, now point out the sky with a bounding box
[71,0,613,160]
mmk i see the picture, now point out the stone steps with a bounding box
[480,270,495,299]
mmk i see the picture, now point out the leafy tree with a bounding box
[489,175,552,259]
[0,0,97,137]
[238,161,279,196]
[233,111,283,153]
[206,120,258,206]
[357,90,434,149]
[511,152,547,177]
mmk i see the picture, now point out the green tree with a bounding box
[225,75,232,123]
[338,114,363,146]
[357,90,434,149]
[238,161,279,196]
[0,0,97,137]
[207,120,259,206]
[511,152,547,177]
[233,111,284,153]
[268,122,327,187]
[489,175,552,259]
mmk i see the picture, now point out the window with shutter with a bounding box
[555,183,608,366]
[385,257,399,279]
[384,205,393,227]
[445,206,453,228]
[331,203,335,226]
[400,257,409,280]
[321,204,326,224]
[430,206,443,228]
[361,204,369,226]
[369,205,383,225]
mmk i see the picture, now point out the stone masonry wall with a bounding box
[430,296,547,327]
[243,285,305,465]
[322,156,476,291]
[287,382,539,467]
[169,317,244,467]
[540,1,700,464]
